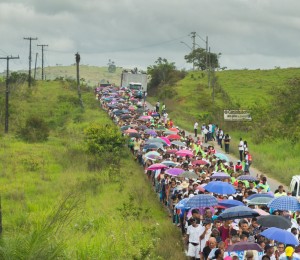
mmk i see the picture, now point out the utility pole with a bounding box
[24,37,38,87]
[75,52,84,109]
[206,36,209,75]
[37,44,48,80]
[0,55,20,134]
[34,52,38,80]
[190,32,196,70]
[208,47,211,89]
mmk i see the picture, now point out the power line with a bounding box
[0,55,20,134]
[24,37,38,87]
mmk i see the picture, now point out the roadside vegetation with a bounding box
[147,61,300,185]
[0,78,185,259]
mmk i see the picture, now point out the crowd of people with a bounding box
[96,86,300,260]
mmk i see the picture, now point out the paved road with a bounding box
[145,101,287,191]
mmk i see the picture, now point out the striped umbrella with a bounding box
[237,175,257,182]
[186,194,218,208]
[247,193,274,200]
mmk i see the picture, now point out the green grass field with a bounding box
[0,80,185,259]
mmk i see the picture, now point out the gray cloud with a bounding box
[0,0,300,73]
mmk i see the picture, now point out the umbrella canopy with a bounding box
[165,168,184,176]
[137,125,148,130]
[125,128,138,134]
[168,127,179,132]
[218,206,259,220]
[175,198,190,210]
[253,208,270,216]
[210,172,231,180]
[260,227,299,246]
[192,160,209,166]
[176,149,194,157]
[145,129,157,136]
[247,193,274,200]
[146,138,167,145]
[129,132,141,138]
[159,136,171,146]
[120,125,131,131]
[205,181,236,195]
[257,215,292,229]
[121,114,132,119]
[218,199,244,208]
[167,134,181,140]
[267,196,300,211]
[226,242,263,252]
[186,194,218,208]
[164,130,178,135]
[215,153,229,162]
[138,115,152,121]
[247,196,273,205]
[145,151,161,157]
[147,163,168,171]
[161,161,178,167]
[178,171,198,179]
[143,143,163,150]
[171,141,185,147]
[237,175,257,181]
[166,149,178,154]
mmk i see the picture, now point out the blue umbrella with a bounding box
[215,153,229,162]
[267,196,300,211]
[175,198,190,210]
[205,181,236,195]
[260,227,299,245]
[186,194,218,209]
[145,129,157,136]
[171,141,185,147]
[237,175,257,182]
[143,143,163,150]
[162,161,179,167]
[247,193,274,200]
[210,172,231,180]
[218,199,244,208]
[218,206,259,220]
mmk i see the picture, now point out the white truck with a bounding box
[290,176,300,197]
[120,69,148,97]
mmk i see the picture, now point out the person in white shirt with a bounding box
[186,218,202,259]
[194,122,198,137]
[238,138,244,162]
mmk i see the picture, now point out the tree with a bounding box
[107,59,116,73]
[184,48,220,71]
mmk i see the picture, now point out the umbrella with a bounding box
[129,132,141,138]
[205,181,236,195]
[166,149,178,154]
[171,141,185,147]
[218,199,244,208]
[192,160,209,166]
[138,115,152,121]
[125,129,138,134]
[186,194,218,208]
[176,149,194,157]
[267,196,300,211]
[145,151,161,157]
[253,208,269,216]
[159,137,171,146]
[215,153,229,162]
[257,215,292,229]
[260,227,299,246]
[167,134,181,140]
[218,206,259,220]
[145,129,157,136]
[210,172,231,180]
[247,193,274,200]
[237,175,257,181]
[143,143,163,150]
[168,127,179,132]
[247,196,273,205]
[165,168,184,176]
[146,138,167,145]
[137,125,148,130]
[164,130,177,135]
[226,242,263,252]
[161,161,179,167]
[178,171,198,179]
[121,114,132,119]
[175,198,190,210]
[120,125,131,131]
[147,163,168,171]
[156,126,166,131]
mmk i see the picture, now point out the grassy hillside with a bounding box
[148,67,300,185]
[0,80,185,259]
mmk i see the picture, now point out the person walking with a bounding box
[224,134,231,154]
[194,122,198,138]
[238,138,244,162]
[218,129,224,148]
[155,101,160,113]
[162,103,166,114]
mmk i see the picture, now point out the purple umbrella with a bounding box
[165,168,184,176]
[237,175,257,181]
[210,172,231,180]
[226,242,263,252]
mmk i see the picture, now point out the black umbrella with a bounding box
[257,215,292,229]
[121,114,132,119]
[218,206,259,220]
[226,242,263,252]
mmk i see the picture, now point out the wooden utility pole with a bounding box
[37,44,48,80]
[75,52,84,109]
[0,55,20,133]
[34,52,38,80]
[24,37,38,87]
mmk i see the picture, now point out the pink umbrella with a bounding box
[159,136,171,146]
[167,134,181,140]
[138,115,152,121]
[125,129,138,133]
[176,149,194,157]
[147,163,168,171]
[254,208,270,216]
[192,160,209,166]
[166,149,178,154]
[165,168,184,176]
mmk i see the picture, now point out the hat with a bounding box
[237,160,241,163]
[264,244,274,251]
[192,182,199,186]
[286,246,294,257]
[230,252,238,257]
[245,251,254,258]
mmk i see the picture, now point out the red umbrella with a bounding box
[125,129,138,133]
[169,127,179,133]
[167,134,181,140]
[192,160,209,166]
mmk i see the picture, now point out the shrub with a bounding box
[19,116,50,142]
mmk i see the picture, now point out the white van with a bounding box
[290,176,300,197]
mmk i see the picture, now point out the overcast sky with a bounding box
[1,0,300,72]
